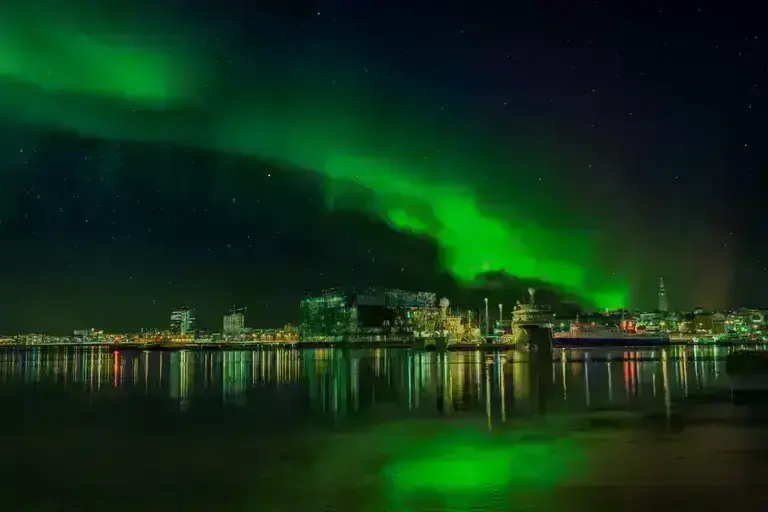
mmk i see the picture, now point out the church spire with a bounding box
[658,277,669,312]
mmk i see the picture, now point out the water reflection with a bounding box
[0,344,752,421]
[4,345,768,511]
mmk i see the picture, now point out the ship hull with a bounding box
[554,336,670,347]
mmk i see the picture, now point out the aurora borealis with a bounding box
[0,0,207,105]
[0,2,761,330]
[0,1,626,308]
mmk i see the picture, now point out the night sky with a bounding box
[0,1,765,333]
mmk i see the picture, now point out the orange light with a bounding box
[113,350,119,388]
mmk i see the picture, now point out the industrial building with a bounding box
[299,287,439,341]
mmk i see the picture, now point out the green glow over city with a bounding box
[0,3,629,309]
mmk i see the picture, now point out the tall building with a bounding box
[658,278,669,312]
[223,308,246,335]
[171,307,195,334]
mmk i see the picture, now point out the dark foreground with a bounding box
[2,345,768,511]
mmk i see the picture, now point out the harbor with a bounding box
[0,333,719,352]
[9,284,756,351]
[6,280,767,354]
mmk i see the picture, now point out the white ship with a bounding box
[502,288,554,347]
[554,322,670,346]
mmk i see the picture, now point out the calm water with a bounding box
[3,345,767,511]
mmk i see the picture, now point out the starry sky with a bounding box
[0,1,765,333]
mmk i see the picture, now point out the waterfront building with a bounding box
[299,287,437,341]
[732,307,765,327]
[677,313,695,333]
[693,310,714,333]
[721,307,765,335]
[73,328,104,343]
[223,308,246,336]
[73,329,90,343]
[170,307,195,335]
[712,312,726,335]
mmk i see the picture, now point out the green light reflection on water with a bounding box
[354,421,586,512]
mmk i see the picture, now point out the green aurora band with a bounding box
[0,1,203,107]
[0,5,628,308]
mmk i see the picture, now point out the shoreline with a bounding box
[0,340,743,352]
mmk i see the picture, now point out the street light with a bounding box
[484,298,489,336]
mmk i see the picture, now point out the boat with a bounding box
[508,288,555,350]
[554,323,670,346]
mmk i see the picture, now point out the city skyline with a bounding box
[1,2,766,332]
[8,284,766,336]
